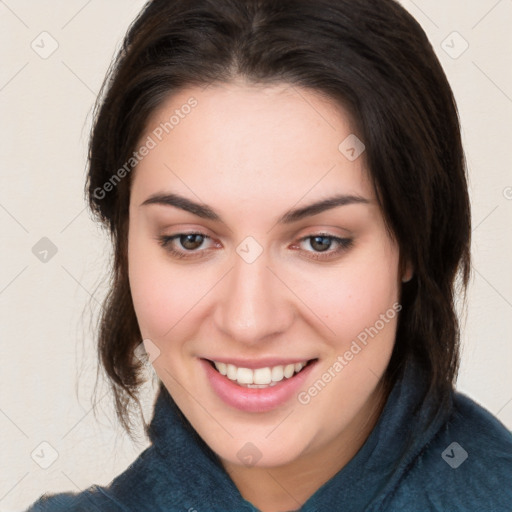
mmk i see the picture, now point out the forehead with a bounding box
[131,81,372,210]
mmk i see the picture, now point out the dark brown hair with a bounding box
[86,0,471,438]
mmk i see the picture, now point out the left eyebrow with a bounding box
[277,194,370,223]
[140,192,370,224]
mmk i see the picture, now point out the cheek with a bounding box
[128,233,199,339]
[299,243,400,345]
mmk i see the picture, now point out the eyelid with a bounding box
[293,234,354,260]
[156,230,353,262]
[156,232,217,259]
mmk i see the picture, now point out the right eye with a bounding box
[156,232,216,260]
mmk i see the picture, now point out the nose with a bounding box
[213,250,294,346]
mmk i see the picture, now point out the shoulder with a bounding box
[24,444,194,512]
[24,485,129,512]
[386,390,512,511]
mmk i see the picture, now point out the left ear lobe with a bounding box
[401,261,414,283]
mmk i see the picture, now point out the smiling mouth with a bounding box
[205,358,318,388]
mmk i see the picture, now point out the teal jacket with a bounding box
[25,356,512,511]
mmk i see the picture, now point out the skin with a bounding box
[127,79,412,512]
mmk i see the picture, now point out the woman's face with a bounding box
[128,81,407,468]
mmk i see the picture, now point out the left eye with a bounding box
[301,235,344,252]
[295,234,353,260]
[157,232,353,261]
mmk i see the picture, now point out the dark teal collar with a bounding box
[141,356,452,511]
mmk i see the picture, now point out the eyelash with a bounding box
[156,232,353,261]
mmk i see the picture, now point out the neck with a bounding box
[221,381,389,512]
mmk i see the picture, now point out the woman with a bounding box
[27,0,512,510]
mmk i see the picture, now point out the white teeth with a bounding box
[212,360,310,387]
[226,364,237,380]
[246,382,278,388]
[216,362,227,375]
[253,367,272,385]
[271,365,284,382]
[283,364,295,378]
[236,367,253,384]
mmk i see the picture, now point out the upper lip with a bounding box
[202,357,317,369]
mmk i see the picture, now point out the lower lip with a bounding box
[200,358,317,413]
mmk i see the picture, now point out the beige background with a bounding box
[1,1,511,510]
